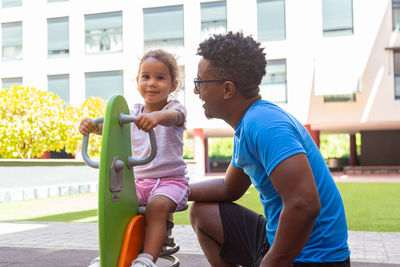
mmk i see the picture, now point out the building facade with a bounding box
[1,0,399,173]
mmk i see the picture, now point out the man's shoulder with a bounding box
[246,100,290,124]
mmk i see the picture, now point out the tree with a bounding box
[0,86,67,159]
[64,97,107,159]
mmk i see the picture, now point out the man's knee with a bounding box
[189,201,202,226]
[190,202,221,229]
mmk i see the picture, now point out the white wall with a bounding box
[1,0,399,134]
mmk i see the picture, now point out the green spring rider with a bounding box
[82,95,180,267]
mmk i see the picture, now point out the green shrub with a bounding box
[208,137,233,162]
[183,136,194,159]
[0,86,67,159]
[0,86,107,159]
[64,97,107,159]
[319,133,350,159]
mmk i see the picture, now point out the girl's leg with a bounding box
[143,195,177,262]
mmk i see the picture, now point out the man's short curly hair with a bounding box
[197,31,267,98]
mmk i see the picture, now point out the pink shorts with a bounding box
[135,177,189,212]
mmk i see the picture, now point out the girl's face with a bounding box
[137,57,177,107]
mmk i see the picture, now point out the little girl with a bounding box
[80,49,188,267]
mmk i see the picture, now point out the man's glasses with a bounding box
[193,78,229,92]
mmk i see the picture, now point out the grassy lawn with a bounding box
[1,183,399,232]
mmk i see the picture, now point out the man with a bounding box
[189,32,350,267]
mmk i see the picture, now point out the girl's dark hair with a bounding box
[197,32,267,98]
[139,49,179,84]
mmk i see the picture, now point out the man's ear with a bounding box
[136,76,139,87]
[223,81,236,100]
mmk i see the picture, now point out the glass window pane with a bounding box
[2,22,22,61]
[143,5,184,49]
[393,0,400,31]
[260,59,287,103]
[322,0,353,36]
[85,11,123,53]
[201,1,227,39]
[48,17,69,57]
[395,76,400,99]
[257,0,286,41]
[2,0,21,7]
[85,71,123,100]
[394,51,400,99]
[2,77,22,88]
[48,74,70,104]
[323,94,356,102]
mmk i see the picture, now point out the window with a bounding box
[260,59,287,103]
[143,5,184,50]
[2,77,22,88]
[48,74,70,104]
[257,0,286,41]
[394,51,400,99]
[393,0,400,31]
[2,22,22,61]
[322,0,353,36]
[201,1,227,40]
[48,17,69,57]
[85,11,123,54]
[323,94,356,102]
[1,0,21,7]
[85,71,123,100]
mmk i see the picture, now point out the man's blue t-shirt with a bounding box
[231,100,350,262]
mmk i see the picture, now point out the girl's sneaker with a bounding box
[131,253,157,267]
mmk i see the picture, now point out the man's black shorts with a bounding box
[218,202,351,267]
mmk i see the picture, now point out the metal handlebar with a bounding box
[119,113,157,168]
[81,117,104,168]
[81,114,157,169]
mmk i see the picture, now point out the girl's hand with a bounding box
[134,113,160,132]
[79,118,102,135]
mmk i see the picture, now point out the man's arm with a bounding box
[261,153,321,267]
[189,163,252,202]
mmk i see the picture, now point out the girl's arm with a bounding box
[79,118,103,135]
[135,110,184,132]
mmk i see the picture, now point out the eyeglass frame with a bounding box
[193,78,230,92]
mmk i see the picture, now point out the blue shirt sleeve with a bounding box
[246,111,306,176]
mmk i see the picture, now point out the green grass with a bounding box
[1,183,399,232]
[337,183,400,232]
[0,192,98,223]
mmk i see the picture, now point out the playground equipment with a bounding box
[82,95,180,267]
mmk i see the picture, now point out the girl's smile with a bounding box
[137,57,177,110]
